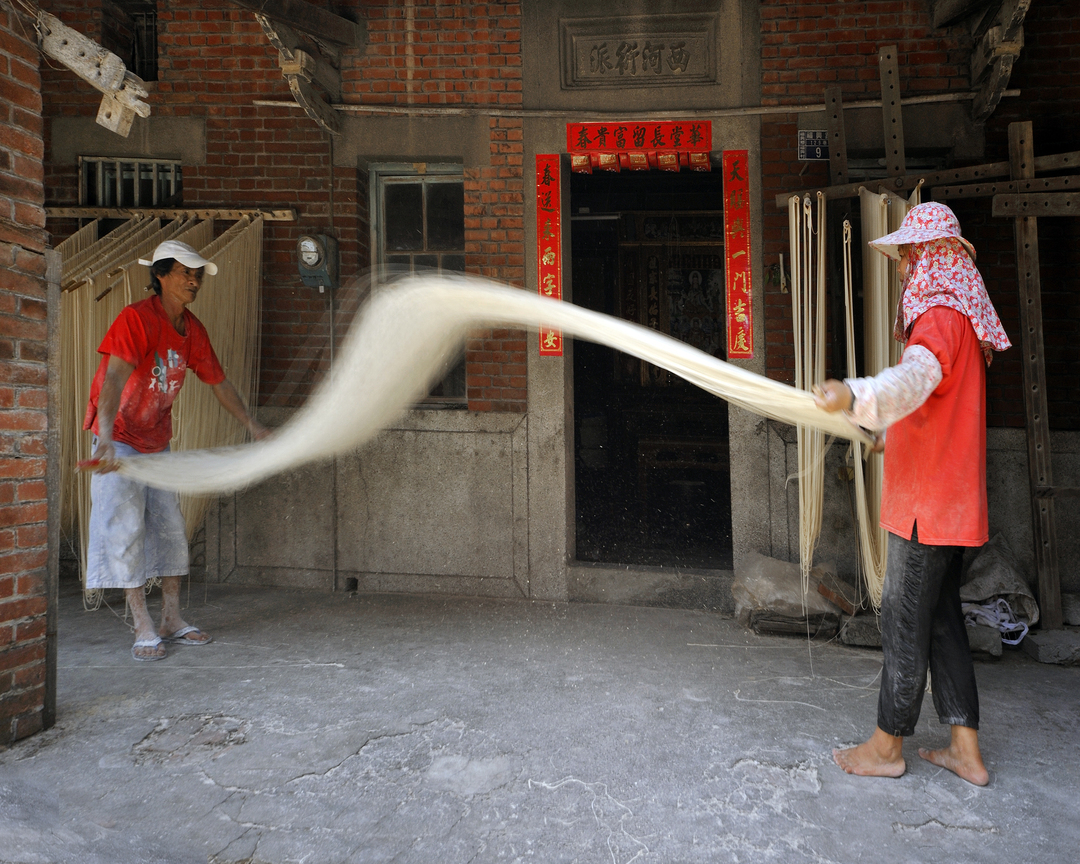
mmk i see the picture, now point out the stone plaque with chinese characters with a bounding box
[560,14,717,89]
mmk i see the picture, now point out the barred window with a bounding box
[79,157,182,208]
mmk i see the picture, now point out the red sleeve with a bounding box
[97,304,154,367]
[904,306,966,384]
[185,315,227,386]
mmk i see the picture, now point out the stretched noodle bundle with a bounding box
[112,274,872,496]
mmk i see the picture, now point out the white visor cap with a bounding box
[138,240,219,276]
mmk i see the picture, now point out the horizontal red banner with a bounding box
[567,121,712,153]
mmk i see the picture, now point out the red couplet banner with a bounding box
[536,154,563,356]
[723,150,753,359]
[566,121,712,153]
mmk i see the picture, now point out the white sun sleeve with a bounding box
[844,344,942,432]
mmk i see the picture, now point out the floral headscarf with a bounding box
[870,203,1011,365]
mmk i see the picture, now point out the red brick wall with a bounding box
[758,1,1080,429]
[41,0,525,411]
[0,1,50,746]
[346,1,525,411]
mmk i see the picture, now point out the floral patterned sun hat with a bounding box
[868,201,977,262]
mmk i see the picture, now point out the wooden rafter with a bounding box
[253,11,344,136]
[226,0,362,48]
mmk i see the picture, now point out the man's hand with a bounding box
[250,421,271,442]
[812,379,854,413]
[89,438,121,474]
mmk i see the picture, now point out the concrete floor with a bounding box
[1,581,1078,864]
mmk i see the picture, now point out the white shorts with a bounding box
[85,441,189,590]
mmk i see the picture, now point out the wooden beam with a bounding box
[999,0,1032,41]
[993,193,1080,218]
[776,150,1080,209]
[878,46,906,177]
[1035,487,1080,500]
[971,25,1023,86]
[288,73,341,135]
[972,0,1005,38]
[1009,120,1062,630]
[227,0,361,47]
[932,174,1080,200]
[256,13,342,101]
[46,207,297,222]
[931,0,992,29]
[824,86,849,186]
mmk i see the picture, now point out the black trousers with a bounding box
[877,525,980,737]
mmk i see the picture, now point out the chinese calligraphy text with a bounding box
[723,150,753,359]
[536,154,563,356]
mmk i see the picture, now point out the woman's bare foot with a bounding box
[918,725,989,786]
[833,727,906,777]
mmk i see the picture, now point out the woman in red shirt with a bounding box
[815,203,1011,786]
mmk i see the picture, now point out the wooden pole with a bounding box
[1009,120,1062,630]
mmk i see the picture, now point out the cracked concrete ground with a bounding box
[1,581,1078,864]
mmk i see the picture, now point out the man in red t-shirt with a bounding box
[815,203,1010,786]
[84,240,268,661]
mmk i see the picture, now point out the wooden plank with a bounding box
[1009,120,1062,630]
[774,161,1010,209]
[930,0,990,29]
[287,73,341,135]
[227,0,361,47]
[1035,487,1080,500]
[971,24,1023,86]
[256,13,342,101]
[824,86,849,186]
[776,150,1080,209]
[999,0,1032,41]
[878,46,906,177]
[972,0,1006,39]
[46,207,297,222]
[933,174,1080,200]
[973,51,1017,121]
[993,193,1080,217]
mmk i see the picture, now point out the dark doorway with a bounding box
[571,170,732,568]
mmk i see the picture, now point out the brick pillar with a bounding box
[0,2,51,746]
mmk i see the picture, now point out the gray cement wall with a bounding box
[763,426,1080,598]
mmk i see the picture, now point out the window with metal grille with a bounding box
[79,156,182,208]
[372,164,467,405]
[104,1,158,82]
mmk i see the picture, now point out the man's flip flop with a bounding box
[132,637,166,662]
[162,625,212,646]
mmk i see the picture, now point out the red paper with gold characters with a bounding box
[536,154,563,356]
[723,150,753,358]
[566,121,712,153]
